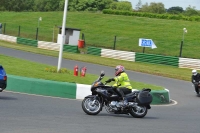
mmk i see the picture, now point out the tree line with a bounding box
[0,0,199,16]
[135,0,200,16]
[0,0,132,12]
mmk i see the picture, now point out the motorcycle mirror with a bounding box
[100,70,105,77]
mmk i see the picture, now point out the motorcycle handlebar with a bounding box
[104,83,118,90]
[103,82,116,89]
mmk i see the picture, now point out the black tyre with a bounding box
[129,105,148,118]
[82,97,102,115]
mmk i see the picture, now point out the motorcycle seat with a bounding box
[125,92,136,97]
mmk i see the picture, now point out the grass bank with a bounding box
[0,53,163,90]
[0,11,200,58]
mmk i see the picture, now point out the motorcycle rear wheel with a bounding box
[82,97,102,115]
[129,105,147,118]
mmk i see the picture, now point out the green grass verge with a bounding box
[0,52,163,90]
[0,40,193,82]
[0,11,200,58]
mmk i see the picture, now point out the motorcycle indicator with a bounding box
[93,82,100,87]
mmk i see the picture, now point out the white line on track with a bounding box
[4,91,178,106]
[4,91,78,101]
[151,99,178,106]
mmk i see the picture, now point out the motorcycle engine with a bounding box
[110,101,118,107]
[105,101,119,112]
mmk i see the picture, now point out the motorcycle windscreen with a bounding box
[136,91,153,105]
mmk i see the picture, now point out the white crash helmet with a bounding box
[192,69,197,76]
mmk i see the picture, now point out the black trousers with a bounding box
[113,87,132,100]
[194,83,199,94]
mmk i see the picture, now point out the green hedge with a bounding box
[102,9,200,22]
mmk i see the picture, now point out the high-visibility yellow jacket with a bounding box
[113,72,132,90]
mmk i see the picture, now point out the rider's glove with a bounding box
[105,78,115,83]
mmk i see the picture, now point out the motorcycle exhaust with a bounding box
[128,102,138,107]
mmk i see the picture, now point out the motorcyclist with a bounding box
[191,69,200,94]
[105,65,132,107]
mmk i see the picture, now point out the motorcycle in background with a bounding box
[192,81,200,95]
[0,65,7,92]
[82,71,153,118]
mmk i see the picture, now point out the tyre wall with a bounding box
[6,75,170,104]
[6,75,77,99]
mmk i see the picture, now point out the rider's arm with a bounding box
[192,75,196,83]
[113,75,123,87]
[105,78,115,83]
[197,74,200,83]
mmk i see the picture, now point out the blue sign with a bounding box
[141,39,152,47]
[139,38,157,49]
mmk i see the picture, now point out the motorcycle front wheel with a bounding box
[129,105,148,118]
[82,97,102,115]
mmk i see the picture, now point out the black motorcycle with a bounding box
[82,71,153,118]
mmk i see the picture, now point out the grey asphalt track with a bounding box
[0,46,199,133]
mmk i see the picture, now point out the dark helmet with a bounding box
[115,65,125,76]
